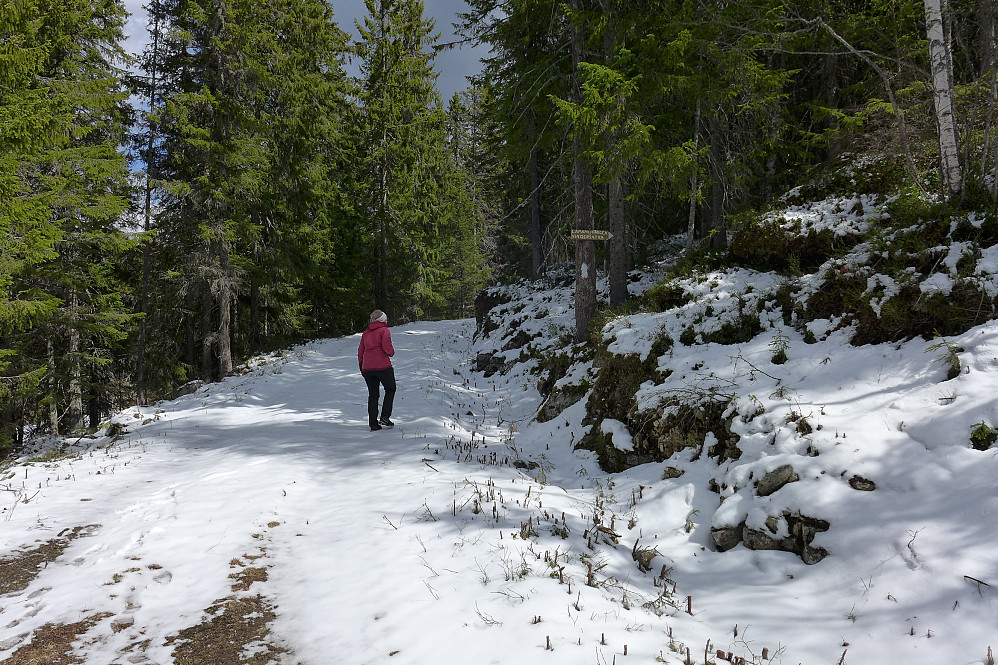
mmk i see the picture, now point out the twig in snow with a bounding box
[382,515,399,530]
[475,603,502,626]
[964,575,993,595]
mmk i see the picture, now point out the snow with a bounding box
[764,194,886,238]
[3,210,998,664]
[601,419,635,452]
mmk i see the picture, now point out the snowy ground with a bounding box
[3,281,998,663]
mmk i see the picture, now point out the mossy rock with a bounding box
[502,328,539,352]
[536,352,575,397]
[951,215,998,248]
[633,399,741,463]
[577,429,633,473]
[706,313,764,346]
[791,156,907,201]
[474,288,512,337]
[584,353,646,426]
[578,352,664,471]
[643,282,689,312]
[729,219,857,273]
[536,383,589,423]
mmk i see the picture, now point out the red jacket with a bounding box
[358,321,395,371]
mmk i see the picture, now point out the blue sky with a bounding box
[122,0,487,101]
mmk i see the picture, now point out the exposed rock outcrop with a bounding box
[711,511,830,564]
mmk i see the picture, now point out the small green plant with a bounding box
[685,509,700,533]
[970,421,997,451]
[926,335,962,381]
[770,331,790,365]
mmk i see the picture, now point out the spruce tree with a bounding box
[1,0,135,439]
[356,0,451,319]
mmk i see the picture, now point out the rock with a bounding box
[848,475,876,491]
[474,353,506,377]
[736,512,830,565]
[801,545,830,565]
[711,524,744,552]
[536,387,586,423]
[742,527,784,552]
[474,289,511,335]
[173,379,203,398]
[501,329,538,352]
[663,467,685,480]
[757,464,799,497]
[513,459,540,471]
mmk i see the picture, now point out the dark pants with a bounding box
[362,367,396,427]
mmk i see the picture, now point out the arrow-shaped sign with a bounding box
[570,229,613,241]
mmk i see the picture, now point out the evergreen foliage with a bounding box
[1,0,134,450]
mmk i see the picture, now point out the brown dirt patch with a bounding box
[229,567,268,593]
[168,595,286,665]
[0,525,100,596]
[166,542,287,665]
[1,612,112,664]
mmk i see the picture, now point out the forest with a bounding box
[1,0,996,456]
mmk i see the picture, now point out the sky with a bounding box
[121,0,488,101]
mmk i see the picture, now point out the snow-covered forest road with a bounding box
[2,317,997,665]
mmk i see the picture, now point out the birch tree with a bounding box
[924,0,963,201]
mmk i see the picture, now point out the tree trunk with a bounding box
[185,290,196,371]
[47,339,60,435]
[686,102,702,253]
[136,3,162,406]
[608,175,627,306]
[375,135,389,309]
[528,112,544,279]
[924,0,962,201]
[218,239,232,377]
[201,287,213,382]
[571,0,597,342]
[980,0,997,78]
[603,3,628,307]
[65,292,84,432]
[702,113,728,250]
[250,277,260,352]
[87,373,100,432]
[249,212,261,353]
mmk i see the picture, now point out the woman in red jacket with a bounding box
[358,309,396,431]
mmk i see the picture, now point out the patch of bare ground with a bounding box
[165,546,288,665]
[0,525,100,596]
[167,595,286,665]
[1,612,113,665]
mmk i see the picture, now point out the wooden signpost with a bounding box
[570,229,613,241]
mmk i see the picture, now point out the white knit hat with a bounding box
[370,309,387,323]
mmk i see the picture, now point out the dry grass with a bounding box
[167,553,286,665]
[1,613,113,665]
[168,595,287,665]
[0,525,100,596]
[228,566,268,593]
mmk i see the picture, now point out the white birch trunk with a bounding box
[924,0,962,201]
